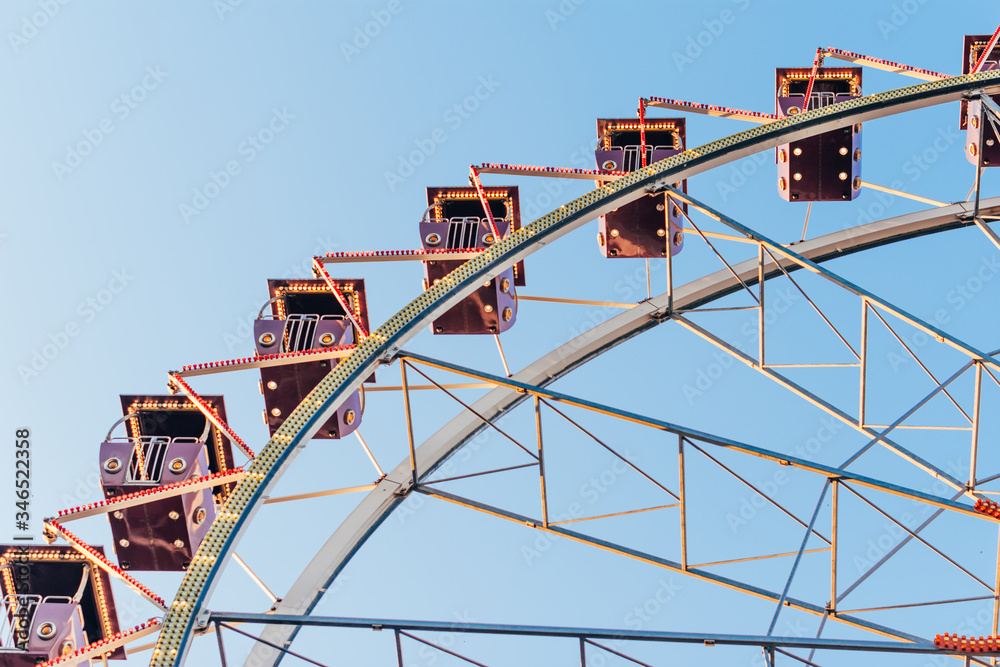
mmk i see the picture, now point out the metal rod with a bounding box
[767,483,830,635]
[405,361,538,460]
[646,258,651,299]
[585,638,657,667]
[807,608,829,664]
[542,397,678,499]
[515,294,635,309]
[689,441,830,543]
[831,479,838,614]
[401,361,418,485]
[395,629,404,667]
[837,489,964,602]
[548,503,679,526]
[859,299,868,428]
[220,622,329,667]
[762,245,860,360]
[666,206,674,312]
[844,486,994,590]
[972,362,984,490]
[494,333,512,377]
[399,630,490,667]
[580,637,587,667]
[263,484,376,504]
[800,201,813,242]
[215,621,229,667]
[675,306,761,313]
[764,363,861,368]
[776,646,824,667]
[678,204,760,304]
[840,595,995,614]
[692,547,829,569]
[355,430,385,478]
[232,553,278,603]
[994,527,1000,643]
[759,243,765,366]
[867,305,972,422]
[364,382,495,392]
[973,215,1000,253]
[422,462,538,485]
[208,610,945,653]
[863,425,972,431]
[535,396,549,528]
[679,435,688,570]
[976,102,986,220]
[682,228,761,244]
[861,181,947,207]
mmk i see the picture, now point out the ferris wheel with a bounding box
[9,27,1000,667]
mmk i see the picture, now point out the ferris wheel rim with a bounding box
[243,194,1000,666]
[148,70,1000,667]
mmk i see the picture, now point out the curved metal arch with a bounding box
[246,196,1000,666]
[149,70,1000,667]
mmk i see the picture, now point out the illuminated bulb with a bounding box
[793,173,802,181]
[839,147,849,155]
[838,172,848,180]
[793,147,802,156]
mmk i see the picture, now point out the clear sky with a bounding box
[4,1,1000,666]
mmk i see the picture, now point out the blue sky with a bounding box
[4,1,1000,666]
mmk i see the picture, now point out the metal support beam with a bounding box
[397,351,983,519]
[207,611,954,654]
[535,396,549,528]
